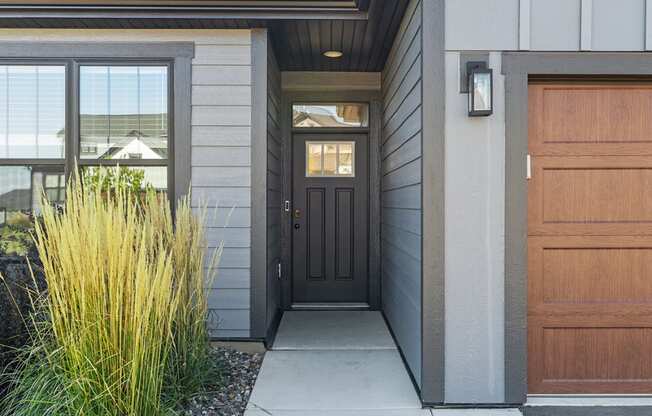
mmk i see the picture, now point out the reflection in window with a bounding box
[0,66,66,159]
[306,142,355,177]
[80,66,168,160]
[307,144,322,176]
[338,143,353,175]
[82,166,167,192]
[293,103,369,128]
[0,165,65,224]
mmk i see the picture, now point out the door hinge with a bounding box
[526,154,532,180]
[277,262,282,279]
[284,200,290,212]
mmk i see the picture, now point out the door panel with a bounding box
[292,134,368,304]
[529,319,652,393]
[306,188,325,280]
[529,84,652,156]
[528,156,652,235]
[528,82,652,394]
[335,188,354,280]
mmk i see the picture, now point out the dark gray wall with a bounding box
[265,36,283,337]
[380,0,423,387]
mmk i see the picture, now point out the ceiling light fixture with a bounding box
[323,50,343,58]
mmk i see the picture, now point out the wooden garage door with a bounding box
[528,82,652,394]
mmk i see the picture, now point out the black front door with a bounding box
[291,133,368,304]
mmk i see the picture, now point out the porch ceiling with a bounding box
[0,0,407,71]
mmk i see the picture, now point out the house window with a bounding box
[79,65,169,191]
[306,141,355,177]
[0,64,66,223]
[0,61,172,222]
[0,165,65,225]
[293,103,369,128]
[0,65,66,159]
[80,66,168,161]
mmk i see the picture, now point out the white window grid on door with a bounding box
[305,141,355,178]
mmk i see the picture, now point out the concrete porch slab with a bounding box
[272,311,396,350]
[246,349,421,411]
[245,410,432,416]
[431,410,522,416]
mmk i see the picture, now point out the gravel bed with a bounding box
[181,347,264,416]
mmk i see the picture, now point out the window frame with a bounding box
[0,57,175,201]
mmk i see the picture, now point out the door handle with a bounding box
[294,223,300,229]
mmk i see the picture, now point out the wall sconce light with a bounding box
[467,62,493,117]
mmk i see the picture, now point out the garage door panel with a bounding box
[528,82,652,394]
[529,156,652,235]
[528,318,652,393]
[529,236,652,308]
[529,84,652,156]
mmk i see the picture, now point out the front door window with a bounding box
[305,141,355,177]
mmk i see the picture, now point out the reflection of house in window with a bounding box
[0,166,64,224]
[80,113,167,160]
[43,173,65,205]
[81,143,98,155]
[292,103,369,128]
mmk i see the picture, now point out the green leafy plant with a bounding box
[82,165,153,196]
[0,213,36,257]
[1,168,219,416]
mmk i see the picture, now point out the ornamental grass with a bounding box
[1,169,219,416]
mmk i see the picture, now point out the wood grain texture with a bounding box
[529,84,652,155]
[528,82,652,394]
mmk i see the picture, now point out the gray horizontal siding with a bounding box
[381,0,423,388]
[0,28,255,338]
[192,187,251,208]
[192,126,251,146]
[189,35,253,338]
[265,38,283,337]
[193,65,251,85]
[191,146,251,166]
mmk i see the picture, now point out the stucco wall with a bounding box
[0,29,254,338]
[443,0,652,405]
[444,51,505,403]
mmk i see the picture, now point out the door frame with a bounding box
[502,52,652,404]
[280,90,382,310]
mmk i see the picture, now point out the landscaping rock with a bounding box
[181,346,264,416]
[0,255,46,395]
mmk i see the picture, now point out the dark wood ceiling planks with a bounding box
[274,0,410,71]
[0,0,409,71]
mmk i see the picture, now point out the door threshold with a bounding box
[527,394,652,406]
[291,302,370,310]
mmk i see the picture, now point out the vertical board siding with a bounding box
[530,0,581,51]
[592,0,645,50]
[446,0,651,51]
[381,0,423,387]
[266,38,283,336]
[0,28,254,338]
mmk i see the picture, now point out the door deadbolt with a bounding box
[294,209,301,219]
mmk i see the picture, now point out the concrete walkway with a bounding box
[245,311,522,416]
